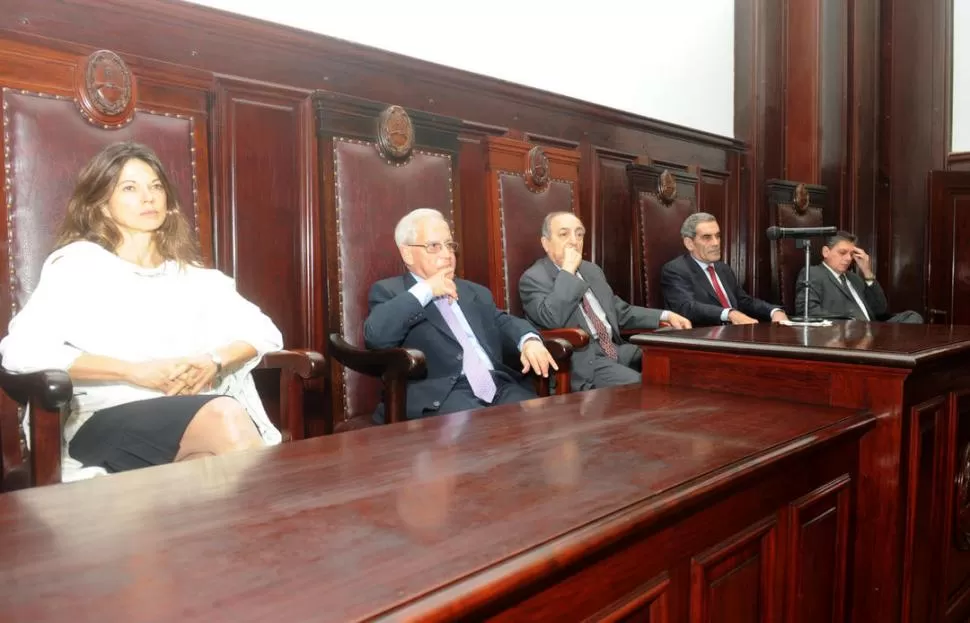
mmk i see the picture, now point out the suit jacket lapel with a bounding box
[684,256,723,306]
[455,280,497,361]
[581,263,622,334]
[842,272,873,317]
[406,272,460,347]
[825,269,857,304]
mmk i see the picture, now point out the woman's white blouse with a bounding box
[0,241,285,481]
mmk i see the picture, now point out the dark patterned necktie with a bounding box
[580,295,618,360]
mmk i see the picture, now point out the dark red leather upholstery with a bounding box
[628,165,698,308]
[2,90,196,313]
[496,174,575,315]
[332,139,455,425]
[766,180,827,312]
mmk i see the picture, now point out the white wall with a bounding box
[954,0,970,152]
[182,0,736,138]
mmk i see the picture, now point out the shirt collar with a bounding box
[821,262,844,281]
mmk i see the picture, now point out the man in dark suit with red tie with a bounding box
[660,212,789,327]
[364,208,557,423]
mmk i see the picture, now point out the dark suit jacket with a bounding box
[794,264,889,320]
[660,253,779,327]
[363,274,538,422]
[518,257,662,390]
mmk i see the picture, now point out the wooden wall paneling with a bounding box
[784,475,852,622]
[878,0,952,312]
[945,393,970,622]
[482,136,580,313]
[926,170,970,325]
[580,144,640,302]
[735,0,787,302]
[458,121,507,288]
[817,0,849,232]
[949,153,970,171]
[898,396,952,622]
[783,0,848,228]
[689,516,780,621]
[0,0,741,166]
[845,0,880,248]
[697,166,734,271]
[210,78,318,434]
[211,77,315,352]
[784,0,822,184]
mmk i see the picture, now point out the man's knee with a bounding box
[594,361,641,387]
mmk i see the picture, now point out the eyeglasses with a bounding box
[406,241,459,254]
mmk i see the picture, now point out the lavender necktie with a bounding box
[434,298,497,403]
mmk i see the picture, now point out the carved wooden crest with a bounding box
[658,170,678,204]
[76,49,135,126]
[527,146,550,190]
[793,183,811,213]
[956,443,970,550]
[377,105,414,161]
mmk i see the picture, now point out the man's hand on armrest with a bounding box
[520,338,559,378]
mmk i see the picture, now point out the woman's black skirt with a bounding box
[68,395,222,473]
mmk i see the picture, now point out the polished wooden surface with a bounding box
[632,321,970,367]
[636,321,970,623]
[0,384,870,622]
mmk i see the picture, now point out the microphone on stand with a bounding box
[766,225,839,325]
[765,225,838,241]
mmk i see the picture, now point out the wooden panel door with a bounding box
[926,171,970,325]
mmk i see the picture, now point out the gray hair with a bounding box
[541,211,582,238]
[824,230,857,249]
[394,208,447,246]
[680,212,717,239]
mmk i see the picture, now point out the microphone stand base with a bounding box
[783,317,833,327]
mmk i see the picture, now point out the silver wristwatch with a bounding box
[209,351,224,374]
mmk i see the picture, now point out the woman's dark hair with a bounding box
[54,142,201,265]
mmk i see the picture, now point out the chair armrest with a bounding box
[328,334,427,425]
[328,334,427,380]
[540,328,590,349]
[0,367,73,411]
[0,366,72,487]
[536,337,574,396]
[257,349,326,379]
[541,337,574,366]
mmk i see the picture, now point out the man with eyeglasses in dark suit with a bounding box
[364,208,558,423]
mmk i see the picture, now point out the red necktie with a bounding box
[706,265,731,308]
[580,296,618,360]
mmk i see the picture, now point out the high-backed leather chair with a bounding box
[627,164,699,309]
[766,180,827,312]
[0,52,323,489]
[474,136,589,356]
[315,96,574,431]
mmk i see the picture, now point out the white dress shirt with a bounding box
[0,241,285,481]
[555,265,669,337]
[408,274,538,367]
[822,263,871,320]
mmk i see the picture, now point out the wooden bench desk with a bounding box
[0,384,871,622]
[633,321,970,623]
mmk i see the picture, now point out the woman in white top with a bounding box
[0,142,284,479]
